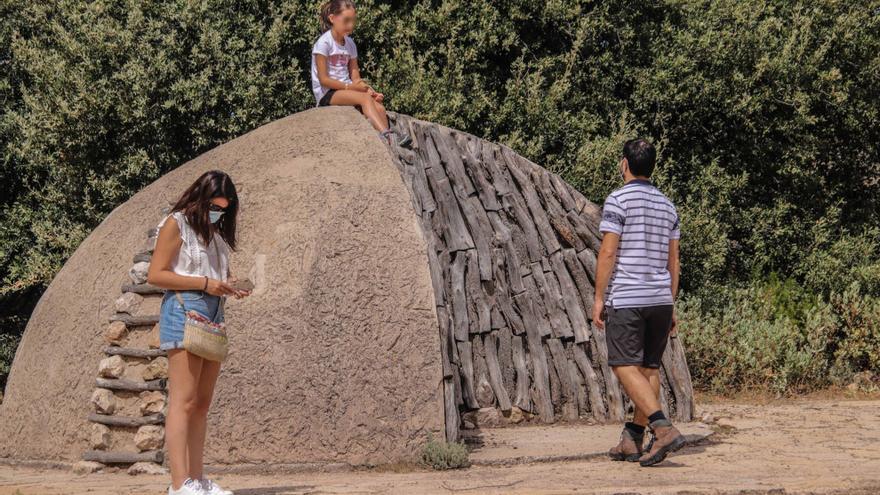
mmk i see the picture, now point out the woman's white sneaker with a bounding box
[168,477,202,495]
[199,477,233,495]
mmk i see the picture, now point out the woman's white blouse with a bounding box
[157,211,230,282]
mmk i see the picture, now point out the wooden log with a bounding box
[465,250,491,334]
[443,377,460,442]
[545,341,562,405]
[501,147,561,255]
[534,170,586,251]
[428,177,475,252]
[479,141,513,196]
[429,128,493,280]
[549,172,578,212]
[87,413,165,427]
[421,131,475,252]
[562,248,596,321]
[529,263,574,339]
[412,160,437,213]
[389,126,434,212]
[121,283,164,295]
[425,241,446,307]
[456,340,480,410]
[500,192,545,263]
[510,335,532,411]
[659,368,672,417]
[576,247,598,282]
[572,342,609,422]
[491,249,526,335]
[488,209,526,294]
[108,313,159,327]
[512,291,554,422]
[591,323,625,421]
[546,338,579,420]
[82,449,163,464]
[482,331,512,412]
[96,378,166,392]
[436,306,454,379]
[390,152,421,212]
[673,337,695,421]
[662,336,695,422]
[431,127,477,198]
[449,251,470,341]
[103,347,166,359]
[462,194,495,281]
[470,336,493,408]
[459,135,502,211]
[495,326,516,399]
[490,305,505,329]
[566,210,602,253]
[521,274,552,338]
[549,251,591,343]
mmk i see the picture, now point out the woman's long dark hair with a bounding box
[170,170,238,250]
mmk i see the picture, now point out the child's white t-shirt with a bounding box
[310,30,358,106]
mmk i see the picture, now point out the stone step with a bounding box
[88,412,165,427]
[121,283,165,295]
[109,313,159,327]
[82,449,163,464]
[103,346,166,359]
[96,377,166,392]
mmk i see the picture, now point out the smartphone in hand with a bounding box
[231,278,254,295]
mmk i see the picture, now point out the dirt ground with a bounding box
[2,397,879,495]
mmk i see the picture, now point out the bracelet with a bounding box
[203,276,208,290]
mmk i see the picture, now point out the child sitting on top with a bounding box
[311,0,411,147]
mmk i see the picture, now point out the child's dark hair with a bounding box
[319,0,356,32]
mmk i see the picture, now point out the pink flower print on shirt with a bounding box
[328,54,349,68]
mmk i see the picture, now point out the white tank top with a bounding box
[157,210,230,282]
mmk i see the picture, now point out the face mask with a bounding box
[209,210,225,223]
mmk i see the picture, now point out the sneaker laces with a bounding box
[645,430,657,452]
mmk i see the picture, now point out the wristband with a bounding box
[203,276,208,290]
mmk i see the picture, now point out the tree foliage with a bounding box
[1,0,878,391]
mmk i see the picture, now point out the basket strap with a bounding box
[174,290,187,312]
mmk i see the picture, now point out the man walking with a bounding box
[592,138,685,467]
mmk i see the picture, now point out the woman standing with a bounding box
[147,170,250,495]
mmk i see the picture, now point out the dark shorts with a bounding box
[318,89,336,107]
[605,304,673,368]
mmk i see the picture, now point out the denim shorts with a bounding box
[159,290,225,351]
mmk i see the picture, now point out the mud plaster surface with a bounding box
[0,107,444,466]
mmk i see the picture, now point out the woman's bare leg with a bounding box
[166,349,203,490]
[328,90,389,132]
[187,358,221,481]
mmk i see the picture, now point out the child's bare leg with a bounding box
[374,100,388,126]
[329,90,389,132]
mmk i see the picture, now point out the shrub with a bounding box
[679,277,880,394]
[420,434,470,470]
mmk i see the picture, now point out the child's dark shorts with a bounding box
[318,89,337,107]
[605,304,674,369]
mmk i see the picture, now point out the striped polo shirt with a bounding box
[598,179,680,309]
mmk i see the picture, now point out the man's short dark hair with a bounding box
[623,138,656,177]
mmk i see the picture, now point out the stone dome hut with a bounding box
[0,108,693,471]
